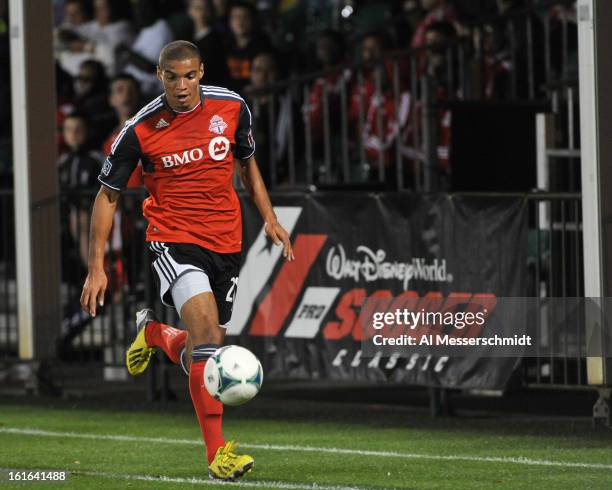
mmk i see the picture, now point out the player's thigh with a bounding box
[180,291,226,345]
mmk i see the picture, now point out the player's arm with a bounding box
[234,98,294,261]
[81,124,141,315]
[80,186,119,316]
[236,156,294,261]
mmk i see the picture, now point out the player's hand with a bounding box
[265,220,295,261]
[80,267,108,317]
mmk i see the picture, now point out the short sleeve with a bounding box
[233,99,256,160]
[98,124,141,192]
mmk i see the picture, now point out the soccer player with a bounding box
[80,40,294,481]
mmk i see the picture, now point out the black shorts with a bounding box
[148,241,241,326]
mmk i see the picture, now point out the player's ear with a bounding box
[156,65,163,82]
[199,62,205,79]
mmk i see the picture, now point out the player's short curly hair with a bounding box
[158,40,202,68]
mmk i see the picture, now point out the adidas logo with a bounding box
[155,118,169,129]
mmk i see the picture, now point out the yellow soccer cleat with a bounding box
[126,309,156,376]
[208,441,254,481]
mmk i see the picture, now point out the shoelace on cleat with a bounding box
[216,442,244,471]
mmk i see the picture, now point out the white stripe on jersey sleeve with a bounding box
[110,97,163,154]
[201,88,252,126]
[201,85,243,99]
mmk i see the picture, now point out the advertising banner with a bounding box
[229,193,527,389]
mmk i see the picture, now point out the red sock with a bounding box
[144,321,187,364]
[189,360,225,464]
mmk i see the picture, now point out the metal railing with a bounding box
[0,1,583,391]
[242,1,577,192]
[0,188,587,391]
[526,191,585,387]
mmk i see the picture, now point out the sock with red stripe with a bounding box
[190,344,225,464]
[144,321,187,364]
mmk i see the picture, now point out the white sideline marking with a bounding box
[1,427,611,471]
[0,468,365,490]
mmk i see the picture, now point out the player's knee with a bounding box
[184,305,222,344]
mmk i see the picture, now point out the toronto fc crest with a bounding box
[209,115,228,135]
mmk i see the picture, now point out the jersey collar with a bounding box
[161,89,205,115]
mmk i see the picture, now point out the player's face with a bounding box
[157,58,204,112]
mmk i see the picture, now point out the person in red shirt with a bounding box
[80,40,293,481]
[410,0,456,49]
[304,29,350,170]
[348,31,411,177]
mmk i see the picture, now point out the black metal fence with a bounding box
[524,192,586,387]
[0,188,587,390]
[0,1,585,390]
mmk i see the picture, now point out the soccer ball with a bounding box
[204,345,263,406]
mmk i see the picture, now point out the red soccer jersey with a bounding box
[98,85,255,253]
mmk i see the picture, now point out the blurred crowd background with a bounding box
[0,0,581,360]
[0,0,578,192]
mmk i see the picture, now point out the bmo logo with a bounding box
[161,148,204,168]
[209,136,230,161]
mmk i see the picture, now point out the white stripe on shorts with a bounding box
[149,241,206,308]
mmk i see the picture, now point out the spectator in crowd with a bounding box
[410,0,457,49]
[103,74,143,186]
[389,0,423,49]
[58,113,102,287]
[468,0,544,100]
[72,59,115,147]
[212,0,231,35]
[56,0,90,33]
[103,74,140,156]
[56,0,134,77]
[349,30,411,181]
[56,112,103,359]
[244,51,300,186]
[401,20,458,186]
[424,20,458,85]
[119,0,174,98]
[475,22,513,100]
[102,74,144,303]
[58,113,103,194]
[226,1,271,92]
[188,0,230,86]
[303,30,351,179]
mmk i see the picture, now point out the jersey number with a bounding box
[226,277,239,303]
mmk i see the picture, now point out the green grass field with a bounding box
[0,392,611,489]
